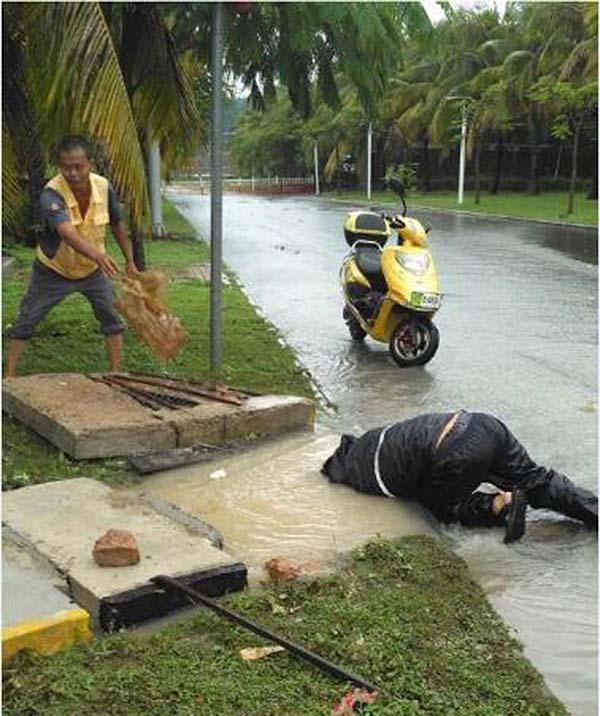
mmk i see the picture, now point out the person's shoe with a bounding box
[503,489,527,544]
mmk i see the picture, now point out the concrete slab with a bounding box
[2,374,177,458]
[2,373,314,459]
[3,537,74,627]
[3,478,247,632]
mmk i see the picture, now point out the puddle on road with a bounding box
[127,431,434,582]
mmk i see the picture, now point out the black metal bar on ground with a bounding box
[152,575,380,693]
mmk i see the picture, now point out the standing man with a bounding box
[5,135,138,377]
[322,410,598,543]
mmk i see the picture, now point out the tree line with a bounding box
[229,2,598,213]
[3,2,596,244]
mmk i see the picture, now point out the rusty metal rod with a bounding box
[105,375,198,408]
[125,370,256,399]
[152,575,380,694]
[109,372,245,406]
[99,375,184,411]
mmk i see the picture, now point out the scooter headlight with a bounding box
[396,252,430,275]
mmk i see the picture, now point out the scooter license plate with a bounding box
[411,291,440,309]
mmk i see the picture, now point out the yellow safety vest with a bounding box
[36,172,110,279]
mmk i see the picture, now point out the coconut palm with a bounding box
[2,2,202,242]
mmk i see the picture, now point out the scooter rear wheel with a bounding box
[389,316,439,367]
[343,306,367,341]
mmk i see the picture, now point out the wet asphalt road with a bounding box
[169,191,598,715]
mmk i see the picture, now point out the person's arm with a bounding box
[108,185,137,276]
[55,222,119,278]
[111,220,137,276]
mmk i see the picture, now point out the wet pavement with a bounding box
[168,190,597,716]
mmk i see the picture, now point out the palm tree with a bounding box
[2,2,202,246]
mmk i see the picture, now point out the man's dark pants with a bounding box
[9,262,123,339]
[419,413,598,528]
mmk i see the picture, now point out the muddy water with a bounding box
[131,432,435,582]
[156,192,596,715]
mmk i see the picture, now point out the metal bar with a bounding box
[105,375,199,408]
[210,1,224,371]
[113,371,257,399]
[92,375,166,411]
[109,372,246,406]
[152,575,380,694]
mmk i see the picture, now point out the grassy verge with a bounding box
[2,199,313,491]
[2,536,567,716]
[326,189,598,226]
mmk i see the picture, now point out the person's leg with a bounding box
[488,416,598,529]
[422,413,503,525]
[4,264,71,377]
[105,333,122,372]
[5,339,28,378]
[79,270,124,372]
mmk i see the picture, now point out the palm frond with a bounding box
[24,2,149,229]
[2,127,28,235]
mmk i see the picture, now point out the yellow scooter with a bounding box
[340,180,442,367]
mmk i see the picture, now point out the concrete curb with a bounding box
[2,608,92,663]
[323,196,597,231]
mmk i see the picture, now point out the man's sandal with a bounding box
[503,489,527,544]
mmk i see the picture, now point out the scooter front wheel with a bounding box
[389,316,439,367]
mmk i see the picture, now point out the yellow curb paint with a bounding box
[2,608,92,663]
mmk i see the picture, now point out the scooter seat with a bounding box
[355,245,387,293]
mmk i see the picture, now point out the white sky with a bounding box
[420,0,507,24]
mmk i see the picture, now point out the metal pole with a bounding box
[210,2,224,371]
[152,575,381,693]
[367,123,373,200]
[458,105,467,205]
[149,140,165,237]
[314,143,320,195]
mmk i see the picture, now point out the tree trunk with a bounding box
[553,144,563,180]
[335,145,341,196]
[474,135,481,205]
[567,118,582,215]
[130,218,147,271]
[490,132,503,194]
[422,136,431,193]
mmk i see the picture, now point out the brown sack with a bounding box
[115,271,187,361]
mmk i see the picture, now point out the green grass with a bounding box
[2,536,567,716]
[2,199,313,490]
[327,189,598,226]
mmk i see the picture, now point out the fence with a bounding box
[172,175,316,195]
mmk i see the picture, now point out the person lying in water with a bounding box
[321,410,598,543]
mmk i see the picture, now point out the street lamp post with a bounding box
[210,2,224,372]
[458,104,467,205]
[367,123,373,200]
[446,96,472,206]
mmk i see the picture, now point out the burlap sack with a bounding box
[115,271,187,360]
